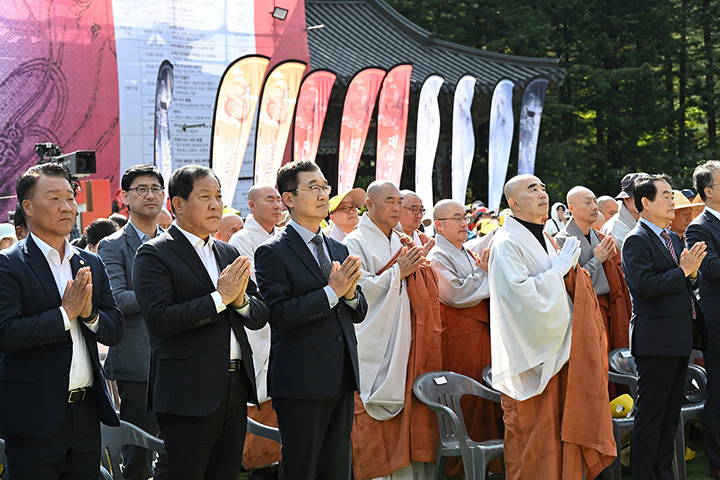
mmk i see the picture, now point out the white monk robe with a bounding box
[489,215,572,400]
[228,213,278,402]
[345,214,412,420]
[345,214,436,480]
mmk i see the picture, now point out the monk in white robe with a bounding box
[490,175,615,479]
[398,190,435,248]
[345,181,441,480]
[427,199,501,476]
[228,184,283,471]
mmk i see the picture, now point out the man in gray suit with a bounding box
[98,164,166,480]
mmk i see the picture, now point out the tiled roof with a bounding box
[305,0,566,93]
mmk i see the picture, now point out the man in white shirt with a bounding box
[229,184,282,271]
[0,162,124,479]
[134,165,268,480]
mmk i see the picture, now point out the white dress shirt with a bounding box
[30,233,98,390]
[173,224,249,360]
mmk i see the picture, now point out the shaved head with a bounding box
[433,199,463,220]
[247,184,279,202]
[504,174,541,203]
[566,186,595,207]
[366,180,400,203]
[503,174,548,223]
[597,195,616,210]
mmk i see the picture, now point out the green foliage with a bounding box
[386,0,720,201]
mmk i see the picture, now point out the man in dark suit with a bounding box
[686,160,720,479]
[254,160,367,480]
[98,164,166,480]
[133,164,268,480]
[622,174,706,480]
[0,162,124,479]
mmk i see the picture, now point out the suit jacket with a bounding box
[254,224,368,400]
[0,236,123,438]
[98,224,152,382]
[687,209,720,345]
[622,221,700,356]
[133,225,268,416]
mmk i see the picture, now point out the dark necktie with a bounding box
[311,235,332,280]
[660,230,697,319]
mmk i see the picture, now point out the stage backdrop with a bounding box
[0,0,310,221]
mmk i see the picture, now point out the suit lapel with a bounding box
[167,226,216,292]
[124,224,143,254]
[704,210,720,241]
[326,237,346,263]
[23,236,62,305]
[639,221,677,267]
[285,226,327,284]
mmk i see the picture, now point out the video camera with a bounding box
[34,142,96,177]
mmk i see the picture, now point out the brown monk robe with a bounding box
[242,404,281,471]
[502,267,616,479]
[351,260,442,479]
[598,233,631,352]
[439,301,503,476]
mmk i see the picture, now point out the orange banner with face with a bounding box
[376,64,412,185]
[293,69,336,163]
[337,68,386,193]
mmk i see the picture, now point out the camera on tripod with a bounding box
[35,143,97,177]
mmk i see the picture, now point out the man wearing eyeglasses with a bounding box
[345,180,443,479]
[325,187,365,242]
[254,160,367,480]
[398,190,435,250]
[426,199,500,476]
[98,164,167,480]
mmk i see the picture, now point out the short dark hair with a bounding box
[16,163,75,204]
[693,160,720,202]
[85,218,118,246]
[121,164,164,191]
[13,203,26,229]
[168,165,220,214]
[276,161,321,195]
[108,213,128,228]
[634,174,672,213]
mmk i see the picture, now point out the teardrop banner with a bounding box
[376,64,412,185]
[293,69,337,163]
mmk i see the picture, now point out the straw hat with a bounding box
[673,190,704,219]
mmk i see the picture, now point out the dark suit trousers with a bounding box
[273,350,355,480]
[632,355,688,480]
[705,341,720,469]
[117,380,167,480]
[4,395,101,480]
[156,370,248,480]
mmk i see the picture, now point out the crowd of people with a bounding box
[0,159,719,480]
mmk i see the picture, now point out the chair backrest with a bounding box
[684,364,708,405]
[413,371,500,449]
[481,365,494,390]
[101,420,166,477]
[609,348,637,376]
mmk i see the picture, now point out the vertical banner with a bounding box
[210,55,269,204]
[293,69,336,163]
[376,64,412,184]
[154,60,174,186]
[451,75,476,204]
[415,74,444,212]
[488,78,515,213]
[337,68,386,194]
[254,60,306,185]
[518,77,549,175]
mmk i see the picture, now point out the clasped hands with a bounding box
[329,256,362,300]
[679,241,706,278]
[217,256,252,307]
[62,267,94,321]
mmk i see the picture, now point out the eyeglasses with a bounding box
[333,206,358,214]
[436,216,468,224]
[294,184,332,195]
[128,186,164,196]
[402,207,426,216]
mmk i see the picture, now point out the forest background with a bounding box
[383,0,718,204]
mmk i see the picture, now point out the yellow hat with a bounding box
[610,393,634,418]
[328,188,366,213]
[479,218,499,235]
[223,205,241,215]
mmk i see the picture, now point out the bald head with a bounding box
[433,199,463,221]
[398,189,424,235]
[503,174,549,223]
[597,195,619,223]
[216,213,244,242]
[366,180,400,203]
[365,180,402,236]
[566,186,595,207]
[247,184,283,232]
[248,184,279,202]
